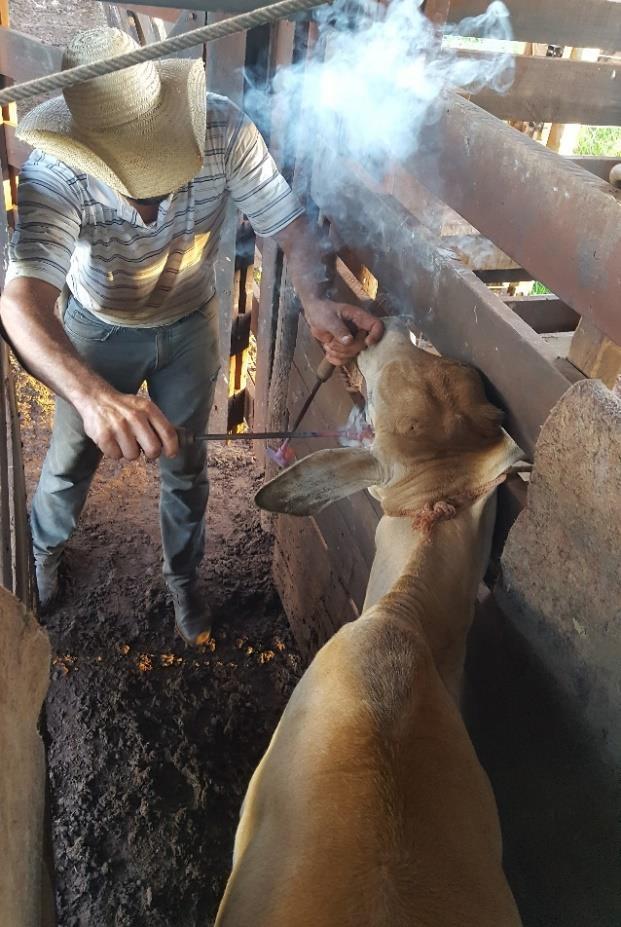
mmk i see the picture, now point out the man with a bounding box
[0,27,383,645]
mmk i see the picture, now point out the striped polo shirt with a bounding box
[6,93,304,327]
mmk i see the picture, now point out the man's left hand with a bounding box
[305,301,384,365]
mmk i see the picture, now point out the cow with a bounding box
[214,318,524,927]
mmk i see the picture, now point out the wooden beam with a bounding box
[0,342,12,589]
[502,295,579,334]
[0,27,62,82]
[385,158,621,247]
[165,8,206,58]
[571,157,621,183]
[273,311,381,620]
[285,366,376,608]
[404,91,621,347]
[475,268,532,284]
[464,52,621,126]
[252,21,295,463]
[568,318,621,390]
[101,0,279,12]
[442,234,518,271]
[273,513,357,659]
[492,476,528,570]
[5,124,30,171]
[444,0,621,49]
[312,164,577,456]
[539,330,574,360]
[3,340,33,607]
[110,3,181,22]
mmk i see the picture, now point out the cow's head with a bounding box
[256,319,523,518]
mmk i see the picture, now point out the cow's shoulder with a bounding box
[341,611,435,731]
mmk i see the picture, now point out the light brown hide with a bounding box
[216,320,523,927]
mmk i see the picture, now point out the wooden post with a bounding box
[0,0,17,233]
[0,13,56,927]
[568,318,621,392]
[252,20,296,462]
[264,20,318,466]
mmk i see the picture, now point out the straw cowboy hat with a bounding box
[17,27,206,198]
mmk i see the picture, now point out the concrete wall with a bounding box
[465,380,621,927]
[0,586,51,927]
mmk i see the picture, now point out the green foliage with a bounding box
[531,281,551,295]
[573,125,621,157]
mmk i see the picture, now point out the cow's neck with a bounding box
[363,489,497,700]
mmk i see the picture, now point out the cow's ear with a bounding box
[255,448,384,515]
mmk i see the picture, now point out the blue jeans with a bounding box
[30,296,221,590]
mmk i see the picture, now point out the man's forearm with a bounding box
[275,216,332,313]
[274,215,384,364]
[1,279,112,412]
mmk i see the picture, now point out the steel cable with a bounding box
[0,0,330,107]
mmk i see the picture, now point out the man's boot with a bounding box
[169,580,212,646]
[35,551,62,611]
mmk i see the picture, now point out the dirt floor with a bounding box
[9,0,105,45]
[17,371,303,927]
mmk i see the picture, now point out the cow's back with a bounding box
[215,615,521,927]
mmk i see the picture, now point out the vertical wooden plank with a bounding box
[273,514,358,659]
[0,0,14,592]
[262,19,342,472]
[266,275,300,439]
[253,236,282,449]
[5,341,33,608]
[568,318,621,392]
[0,15,55,922]
[206,14,246,431]
[0,345,12,591]
[422,0,452,29]
[0,0,16,233]
[0,586,52,927]
[252,20,296,460]
[166,8,207,57]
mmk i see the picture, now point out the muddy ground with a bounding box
[9,0,105,45]
[17,372,303,927]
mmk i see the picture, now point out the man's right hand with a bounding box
[76,388,179,461]
[0,278,180,462]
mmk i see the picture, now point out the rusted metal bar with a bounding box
[312,164,578,455]
[405,91,621,346]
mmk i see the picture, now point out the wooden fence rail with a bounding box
[404,90,621,346]
[441,0,621,49]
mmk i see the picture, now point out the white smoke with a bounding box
[245,0,513,180]
[337,404,374,448]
